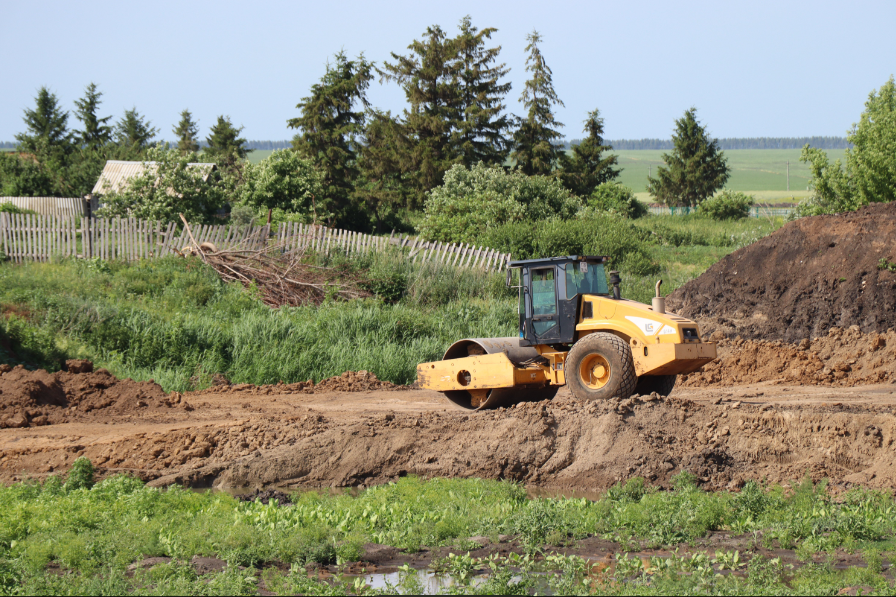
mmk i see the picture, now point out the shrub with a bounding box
[0,202,38,215]
[417,163,583,243]
[64,457,95,491]
[697,190,754,220]
[583,182,647,219]
[478,216,659,276]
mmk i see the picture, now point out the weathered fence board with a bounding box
[0,216,511,271]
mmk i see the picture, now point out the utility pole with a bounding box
[786,161,790,192]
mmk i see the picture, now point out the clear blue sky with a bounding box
[1,0,894,143]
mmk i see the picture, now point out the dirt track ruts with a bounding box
[3,375,896,493]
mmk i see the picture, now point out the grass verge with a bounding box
[1,467,894,595]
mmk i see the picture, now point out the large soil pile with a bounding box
[0,361,192,428]
[666,202,896,342]
[682,327,896,387]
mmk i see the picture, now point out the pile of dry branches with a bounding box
[179,216,370,308]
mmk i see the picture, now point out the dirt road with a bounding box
[3,367,896,493]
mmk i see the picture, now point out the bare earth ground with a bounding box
[2,363,895,493]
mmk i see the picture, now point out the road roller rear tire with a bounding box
[634,374,677,397]
[566,332,637,401]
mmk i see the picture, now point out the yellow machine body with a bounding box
[416,294,716,409]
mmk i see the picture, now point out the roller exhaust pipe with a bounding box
[652,279,666,314]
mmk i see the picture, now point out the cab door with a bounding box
[526,266,561,344]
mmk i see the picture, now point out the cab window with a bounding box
[565,261,609,299]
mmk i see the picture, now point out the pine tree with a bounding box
[15,87,72,158]
[173,109,200,154]
[113,108,159,155]
[288,51,373,225]
[451,16,513,167]
[381,24,463,207]
[205,115,250,160]
[558,109,619,196]
[512,31,564,176]
[355,108,414,226]
[647,108,730,208]
[73,83,112,150]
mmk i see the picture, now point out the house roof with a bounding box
[91,160,217,195]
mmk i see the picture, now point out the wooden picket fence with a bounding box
[274,221,511,271]
[0,212,270,263]
[0,213,511,271]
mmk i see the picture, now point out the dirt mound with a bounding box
[204,370,407,396]
[0,362,192,428]
[666,202,896,342]
[683,327,896,388]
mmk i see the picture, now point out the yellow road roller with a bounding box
[417,255,716,409]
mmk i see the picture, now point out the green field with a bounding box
[614,149,848,197]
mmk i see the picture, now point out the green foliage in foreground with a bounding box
[1,472,895,595]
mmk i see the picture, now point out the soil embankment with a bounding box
[667,202,896,342]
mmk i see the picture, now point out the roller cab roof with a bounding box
[508,255,609,268]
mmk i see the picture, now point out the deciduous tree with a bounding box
[647,108,729,209]
[512,31,564,176]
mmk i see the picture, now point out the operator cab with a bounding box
[508,255,616,347]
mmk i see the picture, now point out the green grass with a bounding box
[1,469,894,595]
[616,148,848,196]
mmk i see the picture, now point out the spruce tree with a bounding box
[381,24,462,207]
[451,16,513,167]
[288,51,373,225]
[205,115,250,160]
[73,83,112,150]
[647,108,730,208]
[173,109,200,154]
[558,109,620,196]
[113,108,158,156]
[512,31,564,176]
[15,87,72,158]
[355,108,413,225]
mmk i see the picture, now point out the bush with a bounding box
[417,163,583,243]
[64,457,95,491]
[0,202,38,215]
[583,182,647,219]
[478,216,660,276]
[697,190,754,220]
